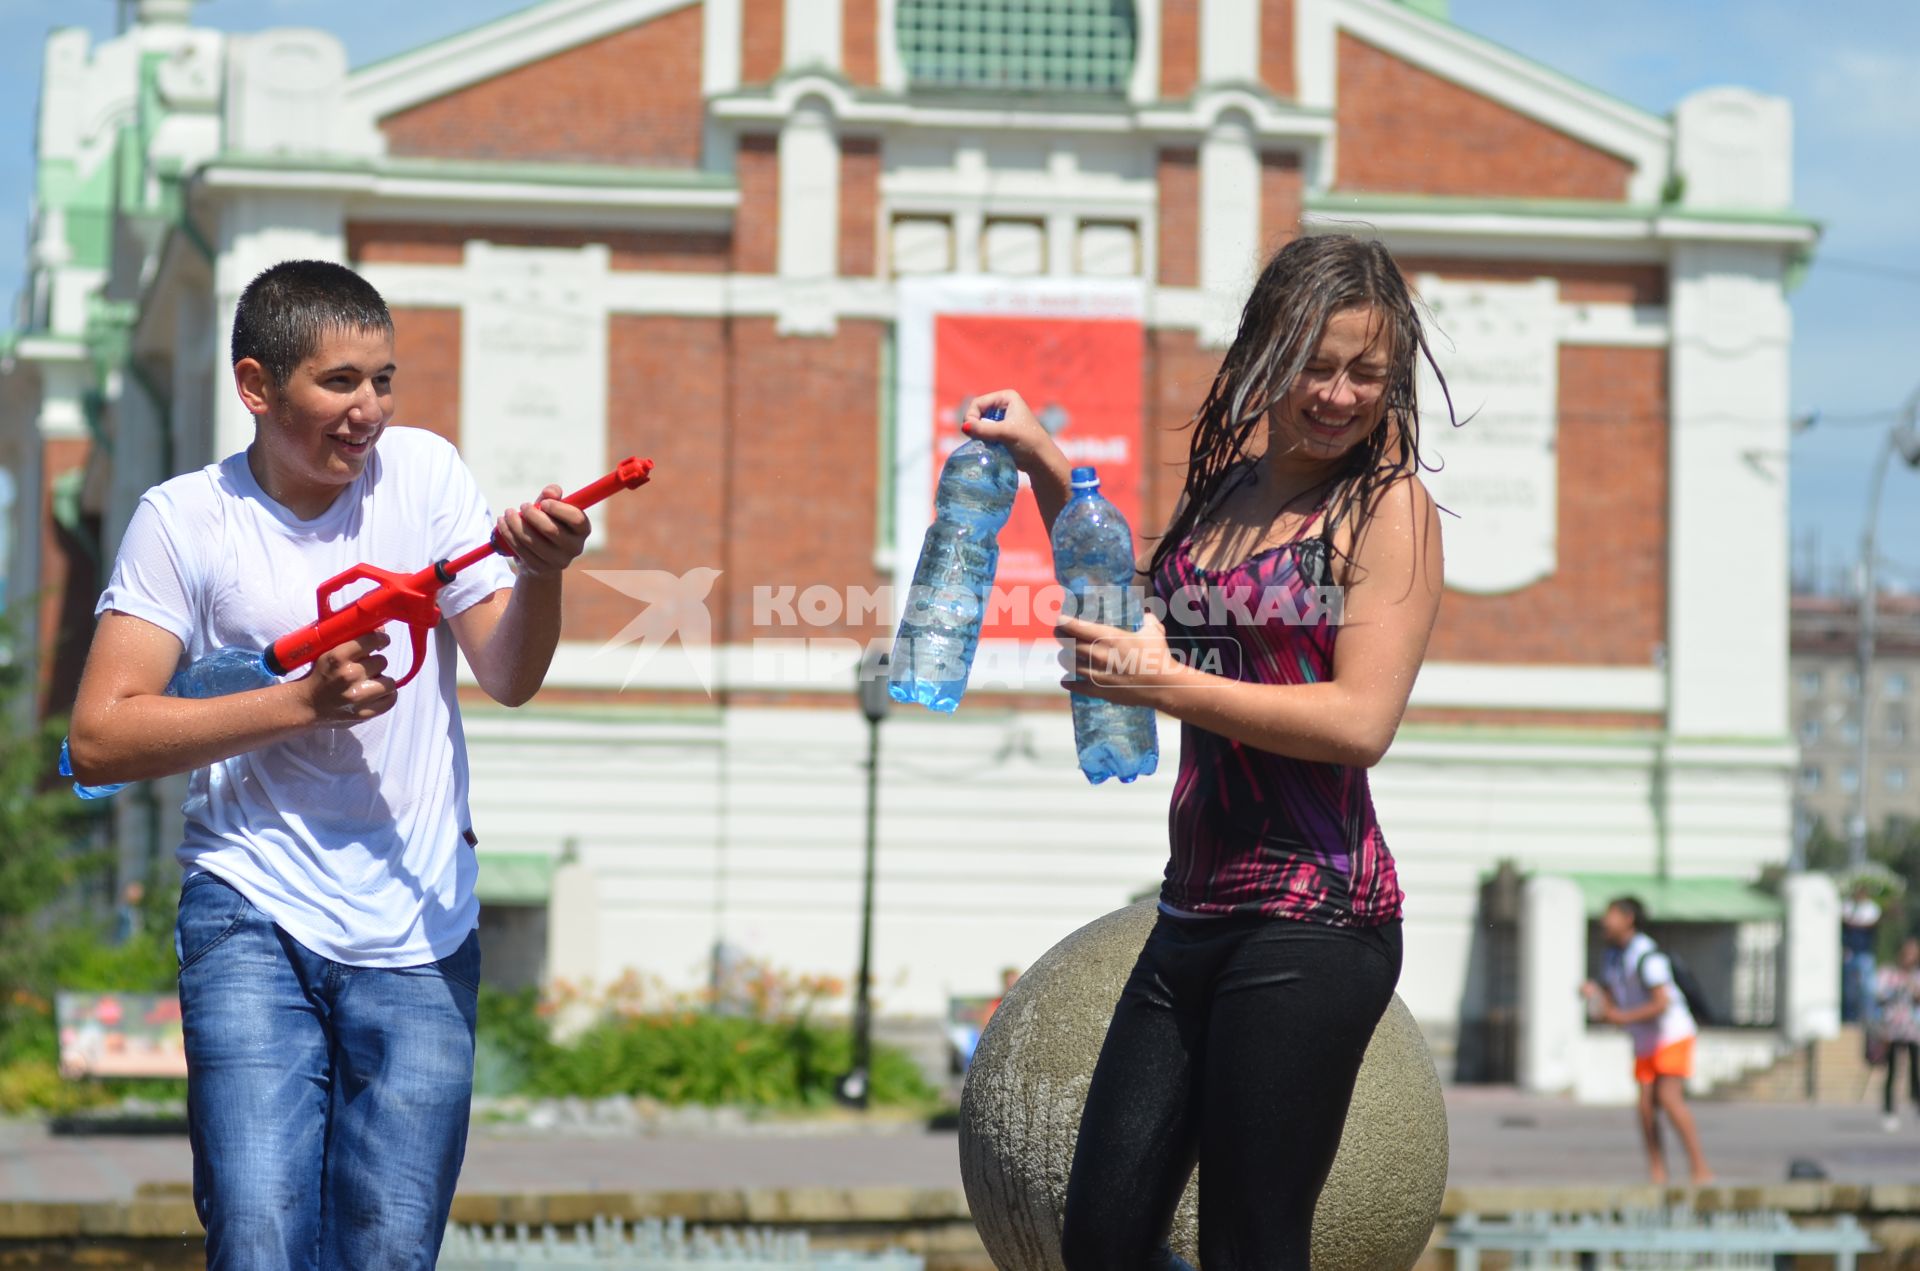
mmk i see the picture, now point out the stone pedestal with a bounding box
[959,900,1448,1270]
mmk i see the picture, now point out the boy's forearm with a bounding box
[473,571,564,707]
[67,685,317,785]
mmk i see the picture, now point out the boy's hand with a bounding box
[496,484,591,577]
[962,390,1067,478]
[304,631,397,726]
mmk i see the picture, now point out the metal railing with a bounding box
[437,1215,925,1270]
[1443,1207,1875,1270]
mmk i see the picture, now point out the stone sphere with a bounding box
[958,901,1448,1271]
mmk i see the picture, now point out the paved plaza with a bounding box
[4,1089,1920,1205]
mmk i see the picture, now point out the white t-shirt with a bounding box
[96,427,515,967]
[1844,897,1883,928]
[1602,932,1698,1057]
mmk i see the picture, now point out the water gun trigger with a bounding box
[313,561,440,690]
[265,561,441,684]
[392,616,436,690]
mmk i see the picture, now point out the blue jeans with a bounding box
[175,872,480,1270]
[1844,949,1878,1024]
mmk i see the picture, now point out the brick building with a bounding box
[1,0,1817,1069]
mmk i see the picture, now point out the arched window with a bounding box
[897,0,1138,95]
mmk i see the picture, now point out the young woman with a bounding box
[1878,937,1920,1131]
[964,234,1448,1271]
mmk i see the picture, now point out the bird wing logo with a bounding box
[583,568,724,693]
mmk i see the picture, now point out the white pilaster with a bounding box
[784,0,843,73]
[703,0,743,95]
[775,97,841,334]
[545,855,602,1038]
[876,0,907,91]
[34,357,92,443]
[1781,872,1840,1044]
[1128,0,1162,104]
[1198,112,1260,345]
[1665,240,1792,741]
[953,208,984,274]
[1294,0,1338,113]
[1673,87,1792,212]
[37,28,92,165]
[1045,213,1076,278]
[225,29,379,159]
[1516,874,1586,1095]
[107,373,168,565]
[1199,0,1259,85]
[212,192,348,458]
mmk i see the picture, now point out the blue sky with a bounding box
[3,0,1916,591]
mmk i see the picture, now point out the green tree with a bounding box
[0,638,111,1063]
[1805,814,1920,959]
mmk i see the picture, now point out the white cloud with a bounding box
[1807,46,1920,139]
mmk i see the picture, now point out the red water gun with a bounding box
[261,456,654,685]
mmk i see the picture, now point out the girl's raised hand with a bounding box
[962,389,1065,477]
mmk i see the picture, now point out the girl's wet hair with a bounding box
[231,259,393,388]
[1148,234,1453,580]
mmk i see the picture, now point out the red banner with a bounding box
[930,313,1145,642]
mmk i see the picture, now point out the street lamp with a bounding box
[1849,386,1920,869]
[837,647,892,1108]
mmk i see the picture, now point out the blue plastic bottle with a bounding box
[888,407,1019,713]
[1051,466,1159,784]
[60,646,280,799]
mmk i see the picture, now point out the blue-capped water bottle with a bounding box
[1052,466,1159,784]
[888,407,1019,712]
[59,646,280,799]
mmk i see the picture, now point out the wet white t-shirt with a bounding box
[1603,932,1698,1057]
[96,427,515,967]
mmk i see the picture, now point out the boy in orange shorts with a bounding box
[1583,896,1714,1184]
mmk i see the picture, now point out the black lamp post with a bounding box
[838,647,891,1108]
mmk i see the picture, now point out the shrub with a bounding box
[477,965,938,1109]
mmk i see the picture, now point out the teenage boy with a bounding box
[1583,896,1715,1185]
[67,259,591,1269]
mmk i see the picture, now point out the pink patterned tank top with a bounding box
[1150,515,1404,927]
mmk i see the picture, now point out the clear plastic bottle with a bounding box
[888,408,1020,713]
[60,646,280,799]
[1051,466,1160,784]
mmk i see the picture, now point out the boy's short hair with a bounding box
[1608,895,1646,931]
[231,260,393,388]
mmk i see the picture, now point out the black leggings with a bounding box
[1888,1041,1920,1114]
[1060,912,1403,1271]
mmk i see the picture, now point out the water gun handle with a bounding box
[264,561,442,687]
[489,456,654,559]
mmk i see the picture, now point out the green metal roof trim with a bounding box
[1567,873,1783,923]
[899,0,1137,94]
[476,852,555,905]
[207,152,736,192]
[35,157,118,272]
[1306,190,1820,231]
